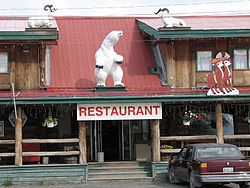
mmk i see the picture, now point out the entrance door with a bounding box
[92,120,132,161]
[102,121,120,161]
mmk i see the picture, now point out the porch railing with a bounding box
[160,134,250,156]
[0,138,79,158]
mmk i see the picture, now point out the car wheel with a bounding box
[189,171,201,188]
[168,167,180,184]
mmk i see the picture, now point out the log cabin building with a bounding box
[0,14,249,183]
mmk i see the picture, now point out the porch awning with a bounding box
[0,17,58,41]
[0,87,250,105]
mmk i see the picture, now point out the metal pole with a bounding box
[122,121,124,160]
[11,83,17,119]
[129,120,132,160]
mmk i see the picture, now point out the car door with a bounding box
[178,146,193,181]
[181,147,193,181]
[174,146,189,180]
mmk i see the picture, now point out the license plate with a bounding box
[223,167,234,173]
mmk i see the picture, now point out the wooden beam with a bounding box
[22,138,79,144]
[160,149,180,154]
[151,119,161,162]
[238,147,250,151]
[160,147,250,154]
[216,103,224,144]
[79,121,87,164]
[0,153,16,157]
[0,140,15,144]
[15,106,22,166]
[161,135,217,141]
[224,135,250,139]
[22,151,79,157]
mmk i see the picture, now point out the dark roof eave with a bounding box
[0,31,58,40]
[158,29,250,39]
[136,20,250,39]
[1,93,250,105]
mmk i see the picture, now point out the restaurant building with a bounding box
[0,13,249,183]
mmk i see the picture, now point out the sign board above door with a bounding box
[77,103,162,121]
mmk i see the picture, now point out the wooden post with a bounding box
[10,46,16,85]
[151,119,161,162]
[166,43,176,88]
[215,103,224,144]
[15,106,22,166]
[79,121,87,164]
[39,46,46,87]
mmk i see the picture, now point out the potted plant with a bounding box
[181,111,197,126]
[42,115,58,128]
[160,144,173,149]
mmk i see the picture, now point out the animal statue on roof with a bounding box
[155,8,186,27]
[27,4,56,28]
[94,30,125,87]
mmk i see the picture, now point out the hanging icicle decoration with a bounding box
[60,106,64,117]
[0,107,5,114]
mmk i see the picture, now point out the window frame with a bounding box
[233,48,250,70]
[0,50,10,74]
[196,49,213,72]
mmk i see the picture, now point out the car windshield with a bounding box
[195,146,243,159]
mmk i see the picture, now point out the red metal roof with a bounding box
[0,17,58,31]
[137,15,250,30]
[49,16,162,90]
[1,16,250,100]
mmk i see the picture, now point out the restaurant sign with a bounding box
[77,103,162,121]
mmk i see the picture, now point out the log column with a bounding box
[15,106,22,166]
[151,119,161,162]
[215,103,224,143]
[79,121,87,164]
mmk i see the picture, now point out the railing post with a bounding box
[15,106,22,166]
[151,119,161,162]
[216,103,224,144]
[79,121,87,164]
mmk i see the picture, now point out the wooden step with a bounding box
[87,161,152,182]
[88,176,153,182]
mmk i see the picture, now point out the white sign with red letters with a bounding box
[77,103,162,121]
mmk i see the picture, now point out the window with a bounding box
[196,146,243,159]
[45,46,51,85]
[185,148,193,160]
[233,49,250,70]
[0,52,9,73]
[196,50,212,71]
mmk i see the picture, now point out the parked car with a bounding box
[168,143,250,188]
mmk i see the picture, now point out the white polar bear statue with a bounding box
[27,16,52,28]
[94,30,124,87]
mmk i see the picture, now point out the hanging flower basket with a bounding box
[181,111,197,126]
[42,115,58,128]
[183,120,191,126]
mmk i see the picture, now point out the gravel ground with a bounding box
[0,181,241,188]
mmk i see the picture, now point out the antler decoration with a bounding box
[154,8,169,15]
[44,4,57,12]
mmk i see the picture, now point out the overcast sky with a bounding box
[0,0,250,17]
